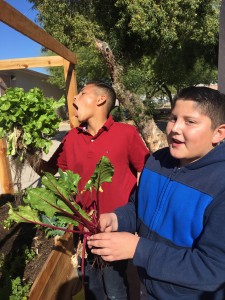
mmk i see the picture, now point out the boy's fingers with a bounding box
[100,255,114,262]
[87,238,109,248]
[87,233,110,240]
[90,247,115,262]
[91,246,108,255]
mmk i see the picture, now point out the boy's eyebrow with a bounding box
[167,113,175,120]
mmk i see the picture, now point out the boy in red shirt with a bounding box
[33,81,149,299]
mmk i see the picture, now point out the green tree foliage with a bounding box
[28,0,220,99]
[48,47,110,91]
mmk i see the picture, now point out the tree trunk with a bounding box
[95,39,168,153]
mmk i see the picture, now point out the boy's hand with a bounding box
[87,232,140,261]
[98,213,118,232]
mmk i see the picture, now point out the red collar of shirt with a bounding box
[76,115,114,138]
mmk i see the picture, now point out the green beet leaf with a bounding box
[4,157,114,235]
[84,156,114,192]
[58,169,81,193]
[24,188,65,218]
[4,204,40,229]
[41,172,71,200]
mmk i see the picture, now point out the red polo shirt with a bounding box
[49,116,149,214]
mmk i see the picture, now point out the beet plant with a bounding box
[4,156,113,233]
[4,156,114,276]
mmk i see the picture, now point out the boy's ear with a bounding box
[212,124,225,144]
[97,95,107,106]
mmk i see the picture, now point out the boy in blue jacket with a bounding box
[88,86,225,300]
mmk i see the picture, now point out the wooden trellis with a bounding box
[0,0,79,194]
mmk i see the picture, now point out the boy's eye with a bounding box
[167,115,176,122]
[186,119,196,125]
[78,88,85,95]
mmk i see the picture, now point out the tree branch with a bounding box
[95,39,167,152]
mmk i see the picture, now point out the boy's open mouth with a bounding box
[73,103,78,110]
[172,138,183,144]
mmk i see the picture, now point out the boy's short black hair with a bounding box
[172,86,225,128]
[86,81,116,112]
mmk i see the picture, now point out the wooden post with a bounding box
[63,59,79,128]
[0,138,14,194]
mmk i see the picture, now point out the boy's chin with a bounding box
[169,147,183,160]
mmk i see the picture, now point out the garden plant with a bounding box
[0,87,65,193]
[4,156,114,280]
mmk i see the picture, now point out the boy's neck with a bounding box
[86,116,108,136]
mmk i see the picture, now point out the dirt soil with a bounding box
[0,195,54,293]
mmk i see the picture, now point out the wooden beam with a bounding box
[63,59,79,128]
[0,56,64,71]
[0,139,14,194]
[0,1,77,64]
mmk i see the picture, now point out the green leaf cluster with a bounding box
[28,0,219,101]
[10,277,31,300]
[0,87,65,160]
[4,156,114,235]
[0,247,33,300]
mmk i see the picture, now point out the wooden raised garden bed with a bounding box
[29,226,82,300]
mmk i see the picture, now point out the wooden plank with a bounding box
[0,1,77,64]
[29,228,81,300]
[0,139,14,194]
[63,59,79,128]
[0,56,64,70]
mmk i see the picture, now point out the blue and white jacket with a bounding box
[115,142,225,300]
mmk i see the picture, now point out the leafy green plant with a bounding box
[10,277,31,300]
[4,156,114,278]
[4,156,114,234]
[23,247,36,264]
[0,253,4,270]
[0,246,34,300]
[0,87,65,161]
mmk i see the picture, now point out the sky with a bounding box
[0,0,48,74]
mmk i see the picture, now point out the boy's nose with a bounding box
[73,93,79,104]
[73,95,78,108]
[171,121,182,133]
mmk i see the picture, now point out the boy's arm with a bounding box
[115,189,138,233]
[90,188,225,292]
[27,157,58,176]
[128,127,150,172]
[133,195,225,292]
[27,142,65,176]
